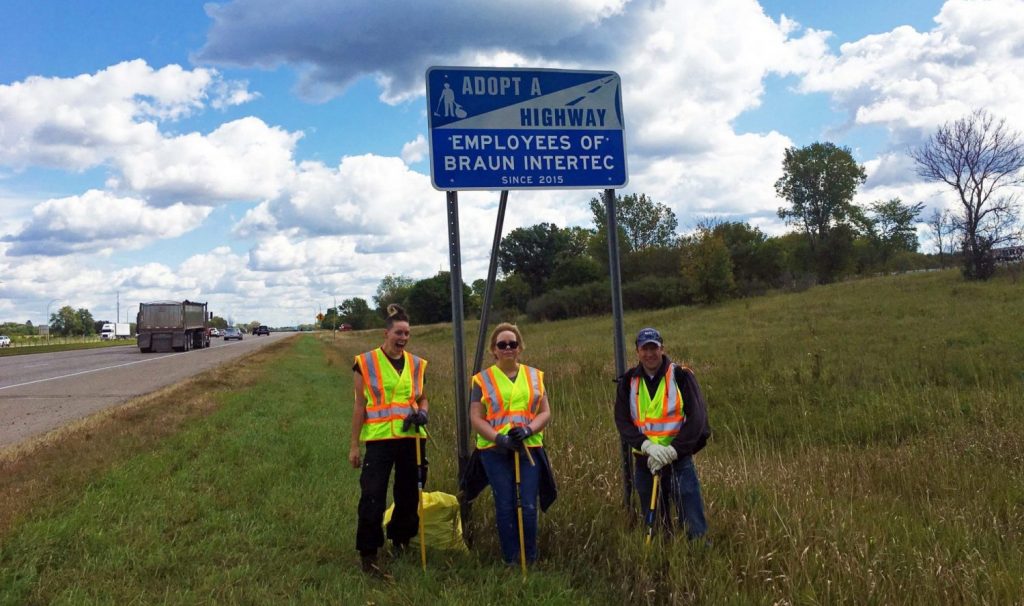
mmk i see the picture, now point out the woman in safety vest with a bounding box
[614,327,710,540]
[469,322,553,566]
[348,304,429,575]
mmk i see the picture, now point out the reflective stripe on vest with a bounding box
[475,364,544,449]
[356,348,427,441]
[630,363,684,447]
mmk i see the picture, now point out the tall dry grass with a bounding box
[2,269,1021,604]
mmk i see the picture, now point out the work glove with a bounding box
[402,409,427,432]
[647,444,678,472]
[640,440,656,457]
[508,425,533,444]
[494,433,518,452]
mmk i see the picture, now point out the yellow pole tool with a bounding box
[514,450,527,577]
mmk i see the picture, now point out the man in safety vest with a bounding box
[348,304,429,575]
[614,327,710,540]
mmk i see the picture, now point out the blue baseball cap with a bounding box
[635,327,663,347]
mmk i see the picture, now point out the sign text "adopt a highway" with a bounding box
[426,67,628,191]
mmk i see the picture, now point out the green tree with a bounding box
[551,255,604,287]
[50,305,77,337]
[619,245,685,281]
[498,223,573,295]
[76,308,95,336]
[0,321,35,336]
[776,142,867,282]
[681,231,735,304]
[710,221,786,293]
[374,274,415,317]
[405,272,471,324]
[338,298,377,330]
[209,315,229,329]
[863,198,925,267]
[494,274,531,315]
[319,307,339,331]
[589,192,678,252]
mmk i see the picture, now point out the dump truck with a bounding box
[137,300,211,353]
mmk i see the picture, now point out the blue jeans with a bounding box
[480,447,541,564]
[634,455,707,539]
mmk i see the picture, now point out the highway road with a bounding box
[0,333,294,450]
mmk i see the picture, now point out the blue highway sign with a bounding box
[426,67,628,191]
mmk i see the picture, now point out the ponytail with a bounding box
[385,303,409,328]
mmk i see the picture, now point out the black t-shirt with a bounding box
[354,350,426,387]
[352,349,404,374]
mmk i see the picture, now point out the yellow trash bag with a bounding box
[383,491,467,552]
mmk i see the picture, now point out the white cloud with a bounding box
[798,0,1024,135]
[236,153,439,239]
[401,134,427,164]
[0,60,253,171]
[10,0,1023,328]
[2,190,211,256]
[114,117,301,204]
[198,0,824,226]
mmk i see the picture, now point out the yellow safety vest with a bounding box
[630,363,684,450]
[474,364,545,449]
[355,348,427,441]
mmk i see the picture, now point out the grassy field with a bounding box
[0,338,133,357]
[1,269,1022,604]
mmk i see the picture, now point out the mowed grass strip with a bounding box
[1,332,592,605]
[2,268,1023,604]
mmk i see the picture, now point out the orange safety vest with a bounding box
[629,363,684,448]
[474,364,545,449]
[355,348,427,441]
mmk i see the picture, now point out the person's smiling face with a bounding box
[384,321,410,355]
[638,342,663,374]
[492,330,521,364]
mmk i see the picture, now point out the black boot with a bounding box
[391,541,409,558]
[360,551,386,578]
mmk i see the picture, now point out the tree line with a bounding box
[325,108,1022,329]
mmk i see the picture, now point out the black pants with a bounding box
[356,438,426,555]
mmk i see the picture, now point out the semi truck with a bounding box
[100,322,131,340]
[137,300,211,353]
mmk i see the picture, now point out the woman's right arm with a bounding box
[349,371,367,468]
[469,380,498,441]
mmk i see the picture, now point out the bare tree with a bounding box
[926,208,953,267]
[911,109,1024,279]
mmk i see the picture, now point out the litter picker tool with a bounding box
[645,471,660,546]
[517,423,536,467]
[514,450,528,577]
[415,428,427,571]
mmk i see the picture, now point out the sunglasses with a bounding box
[495,340,519,350]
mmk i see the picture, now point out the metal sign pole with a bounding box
[447,191,471,510]
[471,190,509,376]
[604,188,633,509]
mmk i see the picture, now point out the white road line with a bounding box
[0,351,188,391]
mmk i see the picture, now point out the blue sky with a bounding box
[1,0,1022,327]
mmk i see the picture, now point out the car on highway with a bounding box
[0,335,10,347]
[223,327,243,341]
[339,324,353,332]
[255,325,270,336]
[210,327,221,337]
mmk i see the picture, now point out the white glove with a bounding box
[640,440,656,457]
[647,444,678,472]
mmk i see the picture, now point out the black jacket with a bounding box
[614,355,710,458]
